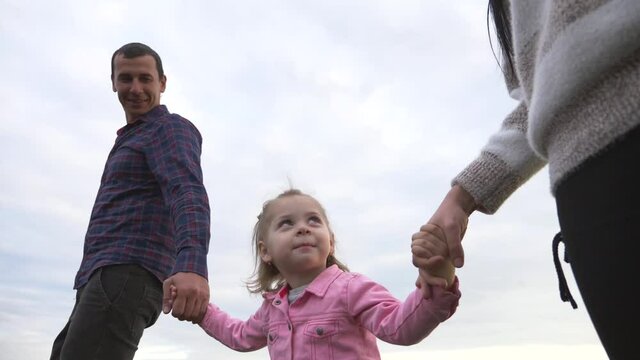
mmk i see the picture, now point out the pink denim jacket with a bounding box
[199,265,460,359]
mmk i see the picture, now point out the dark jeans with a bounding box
[555,125,640,360]
[50,264,163,360]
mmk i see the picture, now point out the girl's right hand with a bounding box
[412,224,455,293]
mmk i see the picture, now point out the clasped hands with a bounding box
[162,272,210,324]
[411,223,457,299]
[413,186,474,299]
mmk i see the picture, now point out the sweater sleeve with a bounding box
[347,274,461,346]
[198,302,268,352]
[453,101,546,214]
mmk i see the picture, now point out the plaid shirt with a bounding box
[74,105,210,289]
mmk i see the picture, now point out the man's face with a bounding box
[111,54,166,123]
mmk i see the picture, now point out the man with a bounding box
[50,42,211,360]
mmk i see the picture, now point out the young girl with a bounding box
[172,189,460,359]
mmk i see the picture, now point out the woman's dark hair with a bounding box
[488,0,514,76]
[111,42,164,79]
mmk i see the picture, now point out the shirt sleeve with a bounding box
[199,302,268,351]
[145,116,210,278]
[453,101,546,214]
[347,274,461,346]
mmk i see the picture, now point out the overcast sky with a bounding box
[0,1,607,359]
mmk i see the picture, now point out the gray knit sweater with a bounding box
[454,0,640,214]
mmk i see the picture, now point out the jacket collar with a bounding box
[264,264,343,301]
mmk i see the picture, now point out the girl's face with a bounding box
[259,195,334,287]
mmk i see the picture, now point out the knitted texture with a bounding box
[454,0,640,214]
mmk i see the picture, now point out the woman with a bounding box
[417,1,640,359]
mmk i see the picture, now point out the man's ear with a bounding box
[111,77,116,92]
[160,75,167,93]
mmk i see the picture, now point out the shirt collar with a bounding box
[116,105,169,135]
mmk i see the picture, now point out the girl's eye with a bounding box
[309,216,322,224]
[277,219,293,228]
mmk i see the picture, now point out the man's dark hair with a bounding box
[111,42,164,79]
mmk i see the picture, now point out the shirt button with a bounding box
[315,327,324,336]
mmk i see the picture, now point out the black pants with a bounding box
[50,264,163,360]
[555,125,640,360]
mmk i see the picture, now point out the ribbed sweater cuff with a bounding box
[452,152,523,214]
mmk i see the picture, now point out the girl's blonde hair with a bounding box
[246,189,349,294]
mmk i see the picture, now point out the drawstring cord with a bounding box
[552,232,578,309]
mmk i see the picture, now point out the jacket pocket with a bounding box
[303,320,339,360]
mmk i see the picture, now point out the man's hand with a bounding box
[162,272,209,323]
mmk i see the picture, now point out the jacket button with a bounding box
[274,299,281,305]
[287,323,292,330]
[315,327,324,335]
